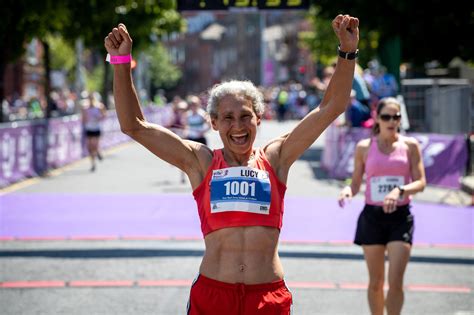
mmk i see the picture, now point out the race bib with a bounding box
[210,167,271,215]
[370,176,404,202]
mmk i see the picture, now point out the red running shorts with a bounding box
[187,274,293,315]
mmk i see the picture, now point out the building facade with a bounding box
[163,11,310,97]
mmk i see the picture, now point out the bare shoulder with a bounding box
[178,140,213,188]
[182,140,213,180]
[356,138,371,151]
[353,138,370,161]
[403,136,423,161]
[402,136,421,151]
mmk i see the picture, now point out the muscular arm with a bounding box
[279,58,355,155]
[106,25,210,186]
[267,15,359,178]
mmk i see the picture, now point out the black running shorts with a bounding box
[354,204,414,245]
[85,130,101,137]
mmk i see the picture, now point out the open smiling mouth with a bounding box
[230,133,249,145]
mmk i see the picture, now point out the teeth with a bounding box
[231,134,247,144]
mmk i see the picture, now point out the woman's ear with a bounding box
[256,115,262,126]
[211,116,218,130]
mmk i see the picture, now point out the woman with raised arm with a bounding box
[338,97,426,315]
[105,14,359,315]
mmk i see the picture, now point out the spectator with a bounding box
[352,63,371,106]
[276,87,289,121]
[183,95,210,145]
[371,66,399,99]
[346,89,371,128]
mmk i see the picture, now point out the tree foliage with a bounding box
[60,0,183,51]
[56,1,184,104]
[299,6,338,66]
[0,0,70,63]
[1,0,184,72]
[1,0,184,117]
[300,5,379,67]
[146,43,182,89]
[85,63,105,93]
[310,0,474,67]
[45,35,75,72]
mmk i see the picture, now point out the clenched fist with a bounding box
[104,23,133,56]
[332,14,359,53]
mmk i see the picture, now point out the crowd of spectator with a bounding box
[250,58,399,126]
[1,58,399,130]
[1,89,79,122]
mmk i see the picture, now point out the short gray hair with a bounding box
[206,80,264,118]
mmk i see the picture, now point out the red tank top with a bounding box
[192,148,287,236]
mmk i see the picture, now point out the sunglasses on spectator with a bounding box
[379,113,401,121]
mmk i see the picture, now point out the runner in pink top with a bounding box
[338,97,426,315]
[364,135,412,206]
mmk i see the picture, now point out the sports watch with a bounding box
[397,185,405,197]
[337,46,359,60]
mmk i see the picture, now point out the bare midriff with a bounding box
[200,226,283,284]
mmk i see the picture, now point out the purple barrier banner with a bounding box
[412,133,469,189]
[0,107,166,188]
[0,121,36,188]
[321,124,468,189]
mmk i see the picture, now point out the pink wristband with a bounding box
[106,54,132,64]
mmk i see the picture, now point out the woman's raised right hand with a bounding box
[104,23,133,56]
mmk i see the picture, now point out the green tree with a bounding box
[309,0,474,80]
[0,0,70,121]
[146,43,182,90]
[299,6,338,66]
[1,0,184,120]
[60,0,182,51]
[60,0,183,107]
[300,6,379,67]
[45,34,76,72]
[85,63,105,93]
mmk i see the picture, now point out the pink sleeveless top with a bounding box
[364,136,411,206]
[192,148,287,236]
